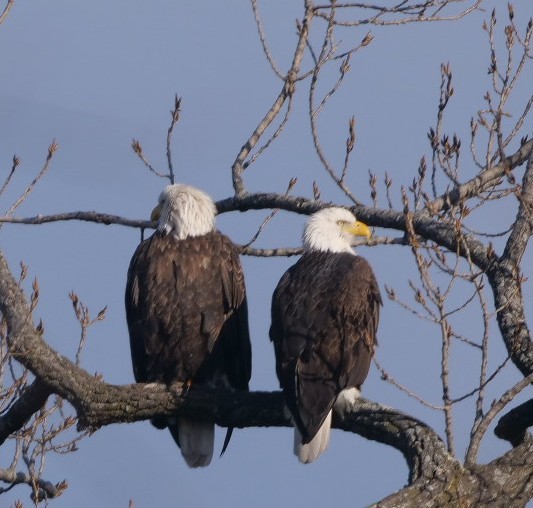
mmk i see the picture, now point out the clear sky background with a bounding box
[0,1,531,507]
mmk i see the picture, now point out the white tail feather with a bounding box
[294,410,332,464]
[178,418,214,468]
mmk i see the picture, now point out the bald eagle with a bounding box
[125,184,252,468]
[270,207,381,463]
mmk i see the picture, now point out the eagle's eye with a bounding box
[337,220,346,226]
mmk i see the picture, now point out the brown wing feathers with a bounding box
[125,231,251,390]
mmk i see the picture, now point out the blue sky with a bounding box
[1,1,531,507]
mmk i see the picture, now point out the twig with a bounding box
[0,0,14,26]
[165,95,182,184]
[452,355,510,405]
[242,178,297,248]
[250,0,284,79]
[0,155,20,199]
[313,0,483,27]
[131,139,169,180]
[423,138,533,216]
[373,357,445,410]
[4,141,58,219]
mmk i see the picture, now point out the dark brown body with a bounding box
[270,251,381,443]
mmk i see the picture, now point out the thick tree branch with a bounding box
[2,139,530,241]
[372,436,533,508]
[485,149,533,378]
[0,379,51,445]
[218,193,493,269]
[333,399,456,484]
[0,250,107,406]
[503,144,533,265]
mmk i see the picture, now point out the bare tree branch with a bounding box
[423,138,533,217]
[231,1,312,195]
[313,0,484,27]
[165,95,182,184]
[0,0,14,26]
[0,380,51,446]
[0,212,153,229]
[0,468,65,500]
[2,141,58,228]
[503,144,533,264]
[465,372,533,464]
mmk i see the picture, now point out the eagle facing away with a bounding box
[270,207,381,463]
[125,184,252,468]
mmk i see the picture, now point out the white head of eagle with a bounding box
[270,206,380,464]
[152,183,217,239]
[302,207,371,254]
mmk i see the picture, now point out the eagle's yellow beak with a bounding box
[151,203,162,222]
[346,220,371,238]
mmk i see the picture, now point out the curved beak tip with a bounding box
[353,221,372,238]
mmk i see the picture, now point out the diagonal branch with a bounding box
[485,148,533,378]
[423,138,533,217]
[0,379,51,445]
[0,0,14,26]
[231,1,312,195]
[503,143,533,265]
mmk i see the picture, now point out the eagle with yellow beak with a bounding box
[270,207,381,463]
